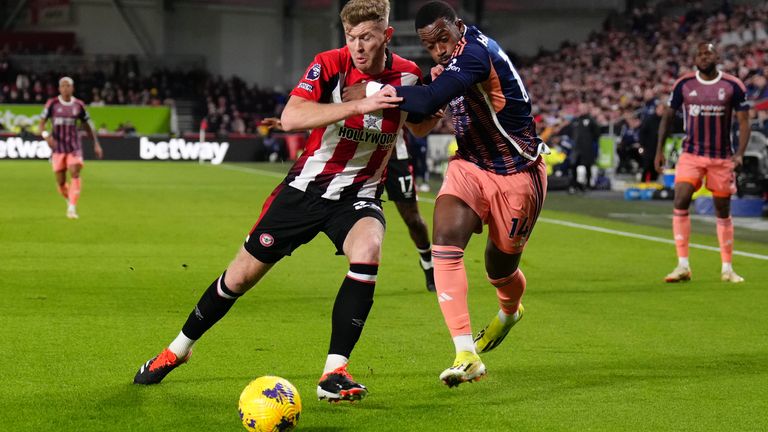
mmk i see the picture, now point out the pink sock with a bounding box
[716,217,734,264]
[432,245,471,337]
[69,177,81,206]
[488,269,526,316]
[672,209,690,260]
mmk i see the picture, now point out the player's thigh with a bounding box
[52,153,67,173]
[673,182,696,209]
[394,200,424,228]
[54,170,67,184]
[325,199,386,263]
[224,246,274,294]
[486,160,547,256]
[244,185,324,264]
[433,195,479,248]
[384,159,416,201]
[433,159,486,247]
[66,153,84,176]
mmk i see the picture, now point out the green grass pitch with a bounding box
[1,161,767,431]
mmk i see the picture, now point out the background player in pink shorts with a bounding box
[38,77,103,219]
[655,43,751,283]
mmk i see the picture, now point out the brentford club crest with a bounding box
[259,233,274,247]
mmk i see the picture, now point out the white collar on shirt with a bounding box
[695,70,722,85]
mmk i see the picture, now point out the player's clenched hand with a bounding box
[731,154,743,170]
[44,136,54,149]
[431,65,445,81]
[342,82,367,102]
[94,143,104,159]
[654,153,665,174]
[430,108,446,119]
[355,86,402,115]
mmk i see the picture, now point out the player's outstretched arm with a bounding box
[732,110,751,169]
[341,82,443,137]
[38,117,54,149]
[83,122,103,159]
[654,106,676,173]
[280,88,402,132]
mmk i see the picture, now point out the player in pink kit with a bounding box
[655,43,751,283]
[353,1,548,387]
[38,77,103,219]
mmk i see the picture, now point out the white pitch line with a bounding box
[538,217,768,261]
[216,163,768,261]
[214,163,286,179]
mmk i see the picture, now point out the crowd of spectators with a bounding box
[520,1,768,183]
[2,2,767,141]
[0,49,285,135]
[525,1,768,136]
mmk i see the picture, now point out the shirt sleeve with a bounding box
[289,53,335,102]
[395,43,491,115]
[668,81,684,111]
[79,102,91,122]
[731,81,749,112]
[41,99,54,119]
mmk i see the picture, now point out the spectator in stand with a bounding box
[568,102,601,193]
[639,102,664,182]
[616,113,642,174]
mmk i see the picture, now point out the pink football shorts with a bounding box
[438,157,547,254]
[51,152,84,172]
[675,152,736,198]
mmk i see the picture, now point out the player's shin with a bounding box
[716,216,734,265]
[69,177,81,206]
[432,245,473,353]
[326,263,377,370]
[489,269,525,320]
[175,271,243,356]
[672,209,691,265]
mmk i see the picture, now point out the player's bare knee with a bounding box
[348,238,382,263]
[713,199,731,218]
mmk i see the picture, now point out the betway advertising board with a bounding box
[0,136,267,163]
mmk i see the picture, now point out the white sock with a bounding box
[168,331,196,358]
[722,262,733,273]
[498,309,519,325]
[323,354,348,374]
[419,256,433,270]
[678,257,690,268]
[67,204,76,212]
[417,247,433,270]
[453,334,476,354]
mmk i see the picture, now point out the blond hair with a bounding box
[340,0,390,27]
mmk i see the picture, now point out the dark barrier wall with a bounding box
[0,135,268,163]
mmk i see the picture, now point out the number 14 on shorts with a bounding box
[508,217,530,238]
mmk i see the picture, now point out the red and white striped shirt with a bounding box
[286,48,421,200]
[42,96,90,155]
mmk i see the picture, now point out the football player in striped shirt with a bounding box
[38,77,103,219]
[133,0,437,403]
[655,42,751,283]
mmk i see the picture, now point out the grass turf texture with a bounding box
[1,160,767,431]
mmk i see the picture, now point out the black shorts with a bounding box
[384,158,416,202]
[244,184,386,264]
